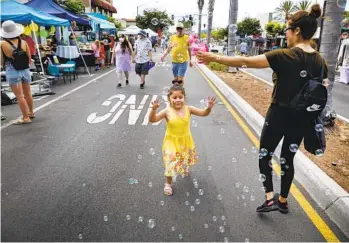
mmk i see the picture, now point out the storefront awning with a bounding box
[86,13,116,30]
[92,0,117,13]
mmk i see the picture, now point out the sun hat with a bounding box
[176,22,184,29]
[0,20,24,39]
[138,30,147,37]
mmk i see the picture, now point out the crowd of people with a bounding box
[1,3,328,215]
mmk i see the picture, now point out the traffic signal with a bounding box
[203,24,206,28]
[171,15,174,20]
[189,15,193,21]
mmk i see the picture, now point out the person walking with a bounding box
[239,40,247,56]
[197,4,325,214]
[161,37,167,53]
[111,34,135,87]
[101,32,112,67]
[161,22,193,85]
[134,30,153,89]
[0,20,34,124]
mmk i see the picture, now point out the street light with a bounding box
[197,0,204,38]
[137,0,160,16]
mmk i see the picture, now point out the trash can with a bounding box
[339,66,349,84]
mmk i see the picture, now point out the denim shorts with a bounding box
[5,63,31,86]
[172,62,188,77]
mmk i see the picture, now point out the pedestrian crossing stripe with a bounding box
[86,94,169,125]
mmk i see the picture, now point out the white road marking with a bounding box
[1,69,116,130]
[33,95,49,101]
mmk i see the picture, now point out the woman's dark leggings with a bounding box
[259,104,306,198]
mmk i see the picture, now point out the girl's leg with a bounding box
[22,82,34,116]
[166,176,172,185]
[164,176,173,195]
[10,82,30,121]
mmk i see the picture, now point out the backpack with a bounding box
[2,38,29,70]
[289,55,328,117]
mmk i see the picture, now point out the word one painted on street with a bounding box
[86,94,169,125]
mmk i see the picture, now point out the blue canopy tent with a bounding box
[25,0,90,26]
[1,0,71,74]
[0,0,70,26]
[86,13,116,31]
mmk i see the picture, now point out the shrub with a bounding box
[208,62,228,72]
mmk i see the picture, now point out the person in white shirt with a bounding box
[134,30,153,89]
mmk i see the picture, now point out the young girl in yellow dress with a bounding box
[149,85,216,195]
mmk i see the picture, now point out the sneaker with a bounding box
[256,193,279,213]
[278,199,289,214]
[117,83,122,88]
[126,80,129,85]
[140,83,144,89]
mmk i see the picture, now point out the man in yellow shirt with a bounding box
[161,22,192,85]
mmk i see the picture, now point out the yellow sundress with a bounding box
[162,106,198,177]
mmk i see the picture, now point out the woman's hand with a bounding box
[151,100,160,111]
[207,96,216,109]
[196,51,216,64]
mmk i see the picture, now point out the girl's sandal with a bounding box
[13,119,31,125]
[164,183,173,196]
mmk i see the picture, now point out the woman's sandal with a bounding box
[28,112,35,119]
[13,119,31,125]
[164,183,173,196]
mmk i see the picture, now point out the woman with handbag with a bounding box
[0,21,34,125]
[198,4,327,214]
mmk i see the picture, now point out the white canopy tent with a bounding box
[144,28,157,37]
[118,25,142,35]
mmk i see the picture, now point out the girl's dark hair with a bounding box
[167,84,186,100]
[288,4,321,40]
[119,34,131,54]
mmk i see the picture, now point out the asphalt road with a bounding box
[1,51,348,242]
[243,68,349,119]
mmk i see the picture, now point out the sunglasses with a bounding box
[283,27,294,34]
[172,80,183,85]
[176,28,183,31]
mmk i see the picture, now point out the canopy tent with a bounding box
[25,0,90,26]
[144,28,157,37]
[86,13,116,31]
[118,25,142,35]
[0,0,70,26]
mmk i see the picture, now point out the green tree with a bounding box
[136,9,174,32]
[295,0,312,11]
[60,0,85,14]
[107,16,122,30]
[200,32,207,39]
[211,28,228,40]
[344,11,349,18]
[237,17,262,36]
[179,18,195,29]
[265,22,285,37]
[275,0,296,23]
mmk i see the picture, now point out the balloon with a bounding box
[39,30,48,37]
[30,22,39,31]
[23,26,31,35]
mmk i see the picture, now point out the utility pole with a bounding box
[227,0,238,73]
[197,0,204,38]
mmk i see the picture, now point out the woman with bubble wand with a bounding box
[149,85,216,195]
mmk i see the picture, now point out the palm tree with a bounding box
[275,0,296,23]
[227,0,238,73]
[319,0,346,120]
[207,0,215,46]
[295,0,312,11]
[198,0,205,38]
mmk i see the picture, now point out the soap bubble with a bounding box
[221,215,226,221]
[151,18,159,25]
[195,199,201,205]
[280,158,286,164]
[192,120,198,127]
[289,144,299,153]
[258,174,266,182]
[220,128,225,134]
[160,201,165,206]
[162,86,170,95]
[250,195,256,201]
[259,148,268,157]
[208,165,212,171]
[232,157,237,163]
[337,0,347,8]
[138,216,144,222]
[243,186,249,193]
[315,124,324,132]
[148,182,153,187]
[190,206,195,211]
[300,70,307,78]
[242,148,247,154]
[213,216,217,221]
[185,200,189,206]
[280,171,285,176]
[198,189,204,195]
[104,215,108,221]
[126,215,131,220]
[217,194,223,200]
[219,226,225,233]
[148,219,156,229]
[204,223,209,228]
[186,191,190,197]
[137,154,143,160]
[229,24,238,34]
[325,188,331,196]
[178,234,183,240]
[171,226,175,231]
[149,148,156,155]
[251,146,258,153]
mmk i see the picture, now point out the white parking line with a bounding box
[241,69,349,123]
[1,69,115,130]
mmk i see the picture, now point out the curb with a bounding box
[239,69,349,124]
[196,63,349,237]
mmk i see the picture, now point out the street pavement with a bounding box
[1,50,349,242]
[243,68,349,119]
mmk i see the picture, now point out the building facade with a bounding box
[83,0,117,17]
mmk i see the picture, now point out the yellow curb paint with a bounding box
[196,65,340,243]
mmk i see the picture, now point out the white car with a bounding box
[209,44,224,53]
